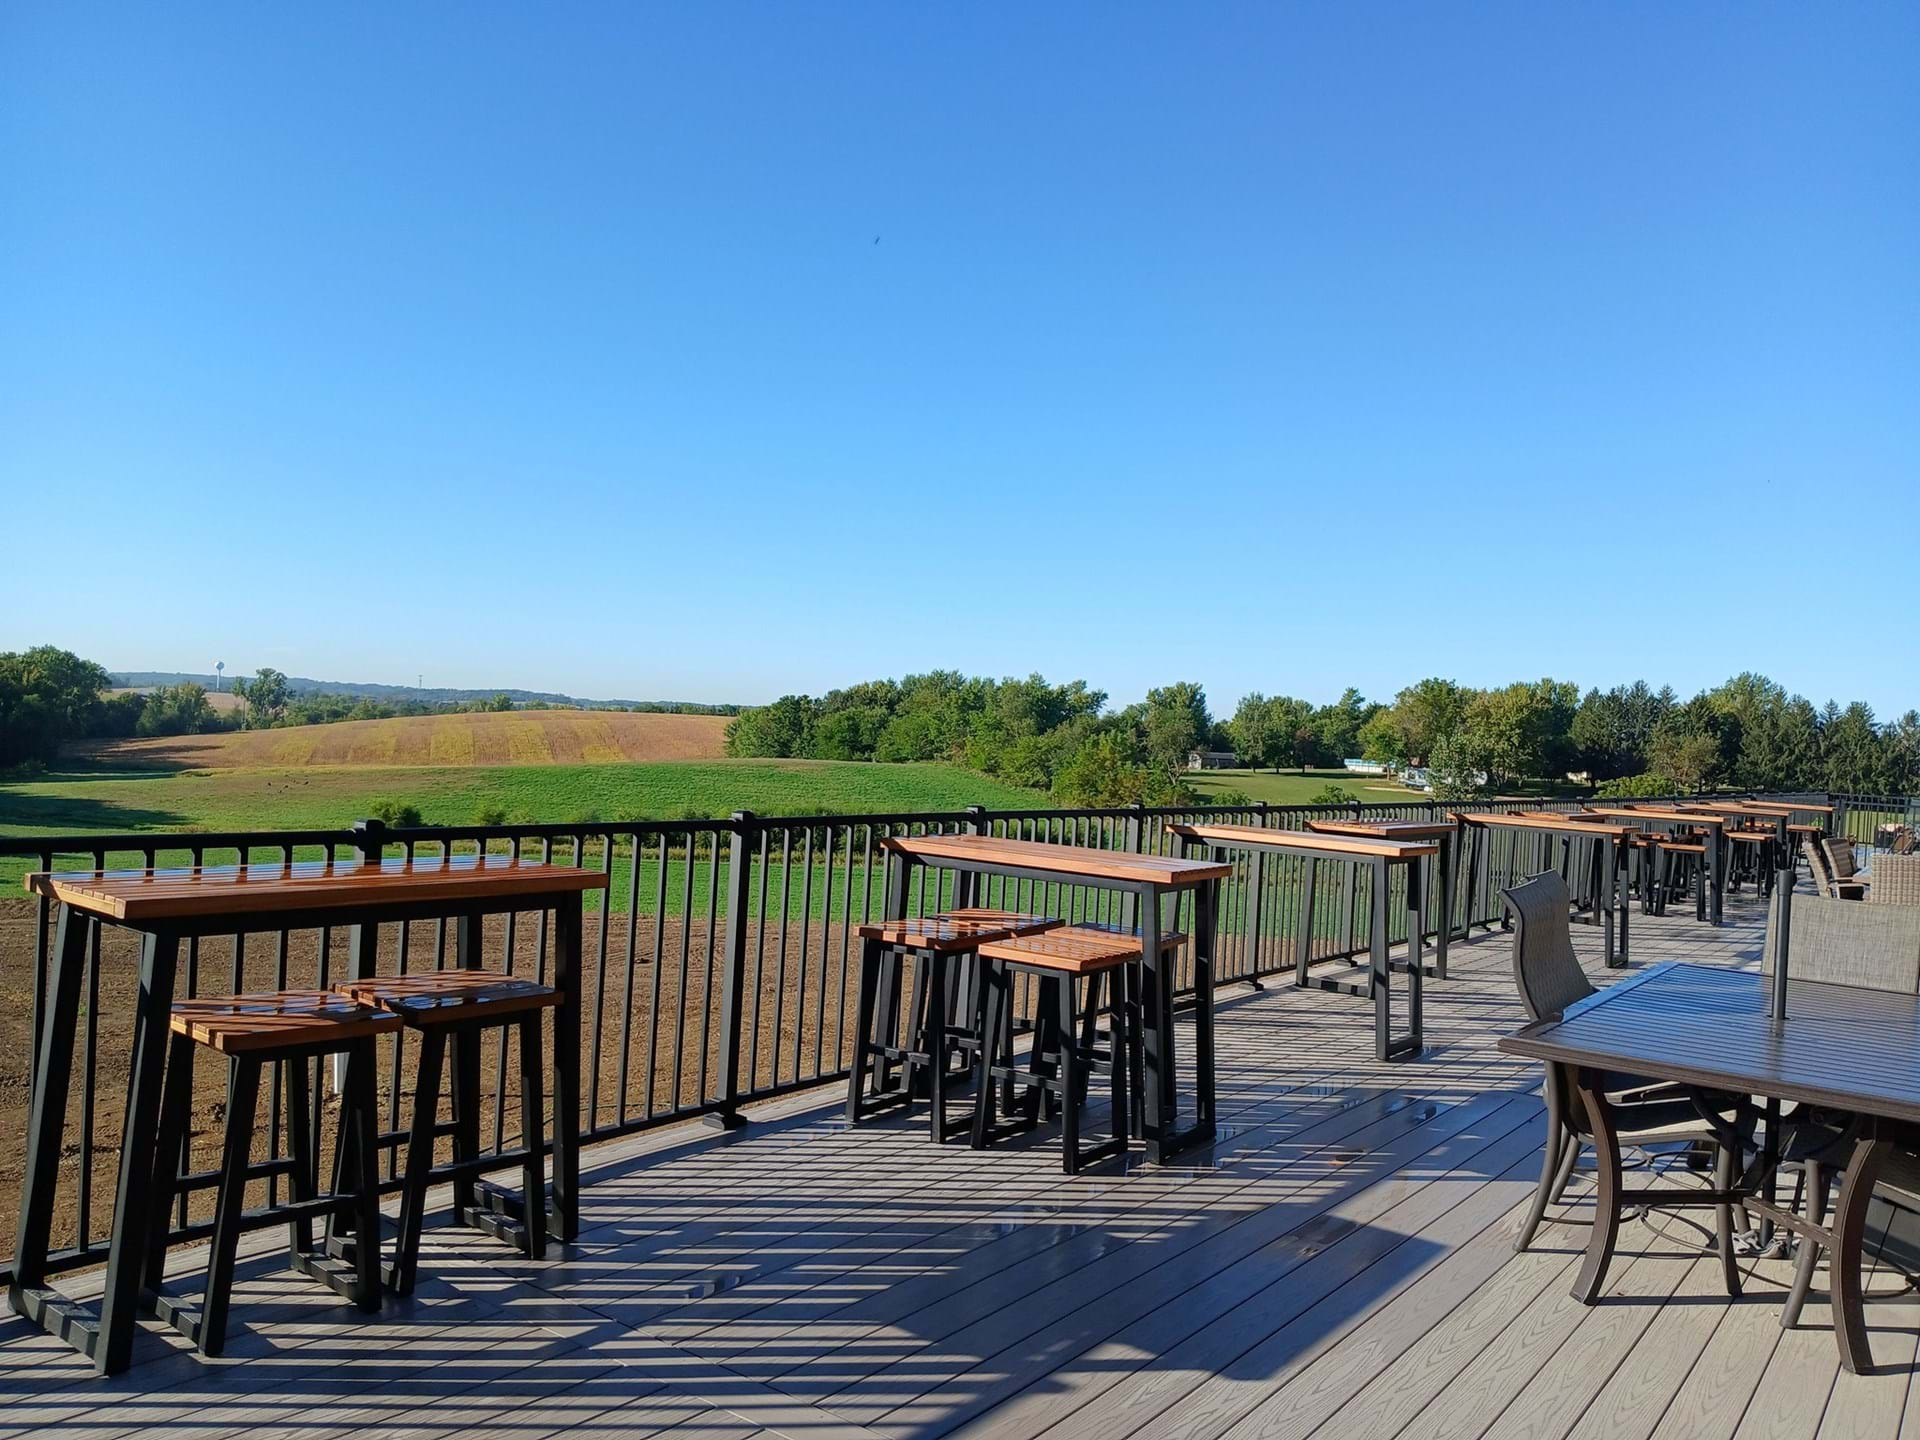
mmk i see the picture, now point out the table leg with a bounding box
[1435,828,1454,977]
[1192,875,1218,1137]
[1404,856,1424,1054]
[1614,838,1630,963]
[10,904,89,1306]
[1570,1068,1624,1303]
[1138,881,1168,1164]
[1599,837,1617,965]
[96,928,182,1374]
[1831,1134,1892,1374]
[1370,859,1391,1061]
[1708,829,1725,927]
[551,899,582,1243]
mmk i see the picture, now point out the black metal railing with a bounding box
[0,787,1857,1279]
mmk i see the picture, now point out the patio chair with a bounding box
[1805,835,1867,900]
[1761,892,1920,1327]
[1868,854,1920,908]
[1504,873,1742,1278]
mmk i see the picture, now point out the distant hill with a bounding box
[82,708,733,769]
[108,672,740,714]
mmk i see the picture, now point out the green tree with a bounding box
[1228,693,1276,770]
[1823,701,1889,792]
[1312,688,1375,764]
[237,667,291,727]
[1425,732,1487,801]
[135,683,217,737]
[723,694,819,757]
[1378,678,1469,767]
[1141,681,1210,779]
[0,646,112,765]
[1571,681,1670,781]
[1462,679,1578,785]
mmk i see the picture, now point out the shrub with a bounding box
[1308,784,1360,806]
[368,799,424,828]
[473,803,509,827]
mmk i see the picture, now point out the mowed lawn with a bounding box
[1181,767,1424,806]
[0,758,1050,894]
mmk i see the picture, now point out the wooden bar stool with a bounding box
[970,926,1142,1174]
[144,990,397,1356]
[335,970,556,1295]
[848,907,1060,1142]
[1056,919,1182,1130]
[1653,839,1708,919]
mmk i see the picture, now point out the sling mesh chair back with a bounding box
[1503,872,1735,1270]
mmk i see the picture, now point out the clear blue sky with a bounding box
[4,5,1915,715]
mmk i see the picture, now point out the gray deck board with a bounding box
[6,890,1917,1439]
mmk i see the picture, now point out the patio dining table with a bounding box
[1502,961,1920,1374]
[879,833,1230,1166]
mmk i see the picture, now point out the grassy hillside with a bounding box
[1181,767,1423,806]
[0,757,1043,842]
[77,708,731,769]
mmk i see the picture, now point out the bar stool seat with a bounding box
[848,908,1060,1142]
[970,927,1142,1173]
[145,991,398,1356]
[336,970,556,1294]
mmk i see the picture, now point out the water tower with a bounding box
[215,660,225,693]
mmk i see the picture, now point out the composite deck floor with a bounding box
[5,890,1918,1439]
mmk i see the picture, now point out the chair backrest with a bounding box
[1502,872,1595,1021]
[1870,854,1920,908]
[1763,890,1920,992]
[1825,837,1859,879]
[1804,835,1840,896]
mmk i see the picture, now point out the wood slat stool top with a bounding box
[977,926,1145,974]
[1057,919,1187,955]
[857,908,1061,952]
[171,990,403,1053]
[336,970,560,1022]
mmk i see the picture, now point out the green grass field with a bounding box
[0,758,1048,891]
[1180,768,1424,806]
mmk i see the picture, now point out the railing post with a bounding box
[1121,803,1145,933]
[708,811,755,1130]
[351,818,387,867]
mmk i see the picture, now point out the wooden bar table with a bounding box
[1502,962,1920,1374]
[1457,812,1634,966]
[880,833,1229,1165]
[1588,807,1728,927]
[11,851,605,1375]
[1169,823,1435,1062]
[1305,817,1460,978]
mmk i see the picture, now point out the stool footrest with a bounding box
[460,1205,531,1251]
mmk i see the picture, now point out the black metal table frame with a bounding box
[10,888,585,1376]
[1624,814,1726,927]
[1303,821,1460,977]
[1187,830,1428,1063]
[1461,819,1630,967]
[882,851,1220,1166]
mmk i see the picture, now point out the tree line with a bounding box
[725,670,1920,805]
[0,648,707,770]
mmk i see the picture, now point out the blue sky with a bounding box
[4,5,1915,714]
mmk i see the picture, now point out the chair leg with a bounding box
[847,940,881,1124]
[391,1027,448,1297]
[200,1056,263,1357]
[971,961,1007,1150]
[345,1039,383,1311]
[143,1030,196,1292]
[450,1025,482,1219]
[927,954,951,1143]
[1109,968,1130,1149]
[1516,1110,1567,1254]
[1056,977,1081,1174]
[284,1054,316,1263]
[1551,1130,1581,1202]
[518,1012,548,1261]
[1715,1141,1743,1297]
[1783,1159,1830,1329]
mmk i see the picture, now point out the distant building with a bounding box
[1343,758,1392,776]
[1187,750,1241,771]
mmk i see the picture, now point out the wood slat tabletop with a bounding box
[1586,807,1724,826]
[24,855,608,922]
[882,832,1232,886]
[1305,818,1457,842]
[1457,812,1636,839]
[1169,821,1437,861]
[1501,962,1920,1124]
